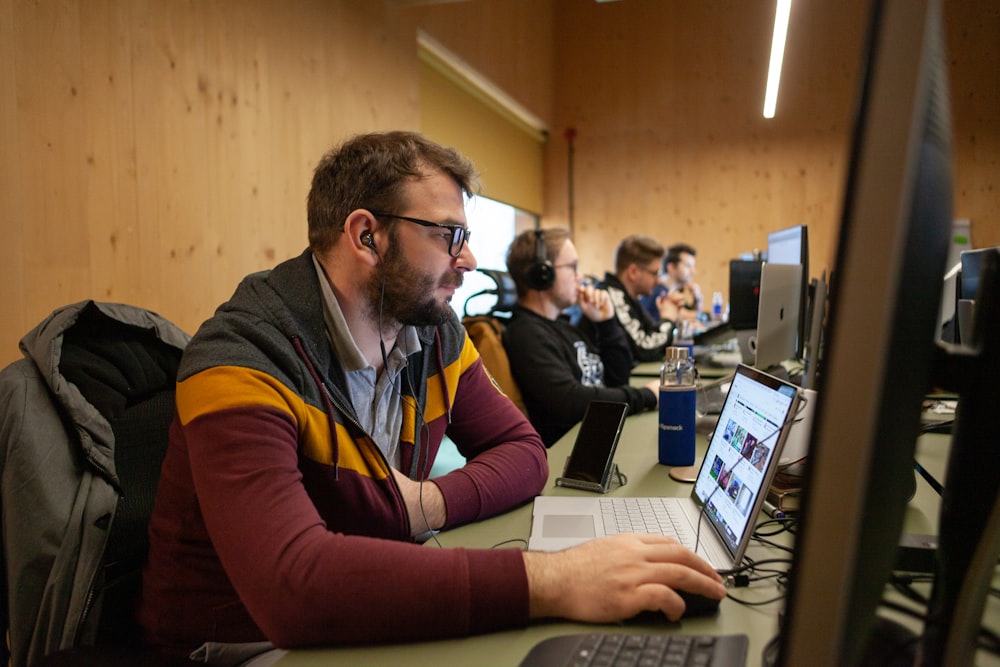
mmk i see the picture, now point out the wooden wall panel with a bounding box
[543,0,867,300]
[2,0,996,369]
[1,0,419,367]
[409,0,554,126]
[81,0,141,308]
[540,0,998,302]
[0,0,26,355]
[947,0,1000,250]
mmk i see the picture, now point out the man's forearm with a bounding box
[393,469,447,534]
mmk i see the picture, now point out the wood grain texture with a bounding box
[1,0,419,364]
[1,0,996,368]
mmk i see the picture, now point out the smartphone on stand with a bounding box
[556,401,629,493]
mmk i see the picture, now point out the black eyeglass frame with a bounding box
[637,264,660,278]
[368,211,470,258]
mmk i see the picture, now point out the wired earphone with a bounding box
[362,223,440,544]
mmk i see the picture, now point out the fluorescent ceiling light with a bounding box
[763,0,792,119]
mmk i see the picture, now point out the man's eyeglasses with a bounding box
[369,211,470,258]
[637,265,660,278]
[554,262,579,273]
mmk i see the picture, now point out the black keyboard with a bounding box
[518,632,748,667]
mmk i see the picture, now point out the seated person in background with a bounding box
[641,243,705,325]
[139,131,726,664]
[596,234,681,363]
[503,228,660,446]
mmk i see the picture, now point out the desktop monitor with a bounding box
[728,260,763,331]
[778,0,966,664]
[960,247,999,302]
[954,247,1000,344]
[766,225,810,358]
[766,224,808,268]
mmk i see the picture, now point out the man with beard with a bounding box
[138,132,726,664]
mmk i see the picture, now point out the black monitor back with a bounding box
[728,260,762,331]
[961,247,998,301]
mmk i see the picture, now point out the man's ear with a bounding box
[343,209,379,264]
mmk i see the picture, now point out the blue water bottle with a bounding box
[659,346,696,466]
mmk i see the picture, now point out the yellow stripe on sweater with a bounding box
[176,366,390,479]
[404,333,479,437]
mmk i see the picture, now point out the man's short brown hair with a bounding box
[613,235,665,274]
[307,131,479,253]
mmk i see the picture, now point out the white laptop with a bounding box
[527,364,803,571]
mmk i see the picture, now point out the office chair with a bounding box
[0,301,195,666]
[461,268,518,319]
[460,269,527,416]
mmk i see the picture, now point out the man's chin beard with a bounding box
[385,301,452,330]
[366,248,460,329]
[366,286,453,331]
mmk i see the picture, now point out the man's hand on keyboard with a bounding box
[522,533,727,623]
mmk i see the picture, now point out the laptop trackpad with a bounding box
[543,515,596,538]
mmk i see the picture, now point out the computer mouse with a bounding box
[625,590,723,624]
[677,589,723,617]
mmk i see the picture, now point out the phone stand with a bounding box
[556,460,628,494]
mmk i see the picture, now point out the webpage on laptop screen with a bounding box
[694,372,796,552]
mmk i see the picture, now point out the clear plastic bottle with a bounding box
[672,319,694,356]
[659,346,697,466]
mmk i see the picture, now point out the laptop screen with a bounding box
[691,365,799,553]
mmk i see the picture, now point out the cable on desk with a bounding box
[749,516,797,556]
[751,535,794,554]
[888,572,934,606]
[721,556,793,601]
[881,575,1000,658]
[977,624,1000,656]
[724,591,788,608]
[914,459,944,495]
[753,516,798,536]
[760,633,781,667]
[723,556,792,577]
[491,538,528,549]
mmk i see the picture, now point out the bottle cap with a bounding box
[665,346,690,361]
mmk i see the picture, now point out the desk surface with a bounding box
[277,410,968,666]
[631,359,736,380]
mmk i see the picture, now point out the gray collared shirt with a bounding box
[313,255,421,469]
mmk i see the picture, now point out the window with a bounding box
[452,196,537,318]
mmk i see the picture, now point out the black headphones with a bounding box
[526,229,556,290]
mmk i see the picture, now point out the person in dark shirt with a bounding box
[599,234,680,362]
[504,228,659,446]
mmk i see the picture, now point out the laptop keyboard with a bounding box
[519,632,748,667]
[600,497,696,550]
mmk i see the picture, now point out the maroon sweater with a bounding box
[138,252,548,654]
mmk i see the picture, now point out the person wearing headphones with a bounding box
[503,228,660,446]
[138,132,726,664]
